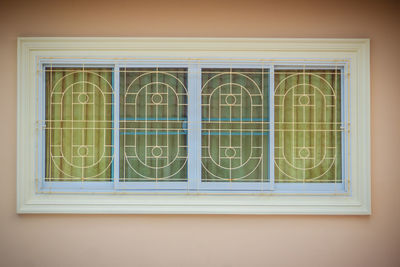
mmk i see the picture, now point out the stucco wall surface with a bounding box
[0,0,399,266]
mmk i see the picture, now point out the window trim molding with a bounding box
[17,37,370,214]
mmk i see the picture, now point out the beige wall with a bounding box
[1,0,399,266]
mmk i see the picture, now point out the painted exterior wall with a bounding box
[0,0,399,266]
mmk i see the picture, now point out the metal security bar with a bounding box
[119,67,188,184]
[37,60,349,194]
[43,66,114,183]
[274,68,343,184]
[200,68,270,184]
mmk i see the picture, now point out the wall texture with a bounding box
[1,0,399,266]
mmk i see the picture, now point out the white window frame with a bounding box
[17,37,370,214]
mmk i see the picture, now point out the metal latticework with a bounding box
[42,63,346,191]
[274,69,342,183]
[45,68,114,181]
[119,68,188,182]
[201,68,269,182]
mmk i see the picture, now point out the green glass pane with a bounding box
[274,69,342,183]
[45,68,114,181]
[119,68,188,182]
[201,68,269,182]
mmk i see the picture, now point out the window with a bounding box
[17,38,370,214]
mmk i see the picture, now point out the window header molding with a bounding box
[17,37,370,214]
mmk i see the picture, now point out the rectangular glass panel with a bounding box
[274,69,342,183]
[201,68,269,182]
[45,67,114,181]
[119,68,188,182]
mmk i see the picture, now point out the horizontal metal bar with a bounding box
[202,132,268,136]
[121,117,187,121]
[121,131,187,135]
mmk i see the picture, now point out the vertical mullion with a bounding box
[269,65,275,190]
[113,66,120,188]
[342,64,348,193]
[187,64,201,191]
[39,63,46,190]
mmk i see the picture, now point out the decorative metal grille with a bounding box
[201,68,269,182]
[45,68,114,181]
[43,64,344,189]
[119,68,188,182]
[274,69,342,183]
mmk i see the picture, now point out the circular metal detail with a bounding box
[299,148,310,159]
[225,147,236,158]
[151,93,163,104]
[225,94,236,105]
[299,95,310,105]
[151,146,162,157]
